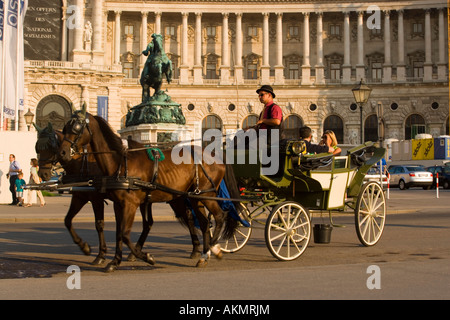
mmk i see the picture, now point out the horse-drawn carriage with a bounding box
[31,109,386,271]
[218,140,386,261]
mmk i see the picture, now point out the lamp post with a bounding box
[352,79,372,144]
[24,108,35,131]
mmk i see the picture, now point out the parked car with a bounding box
[387,165,433,190]
[364,166,388,189]
[425,166,450,189]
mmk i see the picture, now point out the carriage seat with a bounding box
[294,153,333,172]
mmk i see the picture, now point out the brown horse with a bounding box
[58,109,238,272]
[34,122,158,265]
[35,123,208,265]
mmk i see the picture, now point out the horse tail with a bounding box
[221,163,241,240]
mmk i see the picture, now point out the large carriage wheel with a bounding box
[355,181,386,246]
[210,203,252,253]
[265,201,311,261]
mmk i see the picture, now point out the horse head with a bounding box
[59,103,92,163]
[34,122,63,181]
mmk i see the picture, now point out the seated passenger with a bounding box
[299,126,334,154]
[321,130,342,156]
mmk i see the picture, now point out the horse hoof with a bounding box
[190,251,201,259]
[92,256,106,265]
[196,259,208,268]
[80,242,91,256]
[127,253,137,262]
[211,244,222,259]
[104,262,118,273]
[146,253,156,265]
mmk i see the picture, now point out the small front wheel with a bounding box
[355,181,386,246]
[265,201,311,261]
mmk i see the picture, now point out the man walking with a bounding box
[6,154,21,205]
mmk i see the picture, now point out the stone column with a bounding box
[315,12,325,85]
[423,9,433,81]
[356,11,365,81]
[382,10,392,83]
[179,12,190,84]
[61,3,68,61]
[193,12,203,84]
[260,13,270,84]
[234,13,244,84]
[73,0,85,52]
[155,12,162,34]
[140,11,148,70]
[92,0,104,64]
[437,8,447,81]
[396,10,406,82]
[342,12,352,83]
[114,10,121,65]
[220,13,231,85]
[301,12,311,85]
[274,13,284,85]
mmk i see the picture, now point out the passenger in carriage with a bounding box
[298,126,334,154]
[320,130,342,156]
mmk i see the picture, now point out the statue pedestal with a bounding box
[119,92,189,144]
[119,122,190,144]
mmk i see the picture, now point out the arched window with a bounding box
[281,114,303,140]
[242,115,258,130]
[36,95,72,131]
[405,114,425,140]
[323,115,344,144]
[364,114,378,143]
[202,115,222,147]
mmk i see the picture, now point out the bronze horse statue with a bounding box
[35,122,211,264]
[140,33,173,102]
[58,108,239,272]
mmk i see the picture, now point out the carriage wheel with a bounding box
[355,181,386,246]
[265,201,311,261]
[210,203,252,253]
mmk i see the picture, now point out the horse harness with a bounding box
[62,114,218,199]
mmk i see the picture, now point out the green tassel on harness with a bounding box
[145,147,165,162]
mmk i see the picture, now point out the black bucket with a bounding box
[313,224,333,244]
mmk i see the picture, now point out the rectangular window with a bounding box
[413,61,424,78]
[289,63,299,79]
[124,25,134,37]
[206,63,218,79]
[330,63,341,80]
[247,64,257,79]
[248,26,257,37]
[206,26,216,37]
[372,62,382,79]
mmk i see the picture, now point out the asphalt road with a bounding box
[0,189,449,300]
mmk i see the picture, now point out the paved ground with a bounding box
[0,188,449,223]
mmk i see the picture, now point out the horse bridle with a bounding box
[63,115,92,157]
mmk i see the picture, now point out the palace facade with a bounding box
[21,0,449,144]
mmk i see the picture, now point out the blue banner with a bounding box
[97,96,108,121]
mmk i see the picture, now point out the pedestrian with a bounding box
[299,126,334,154]
[24,158,46,207]
[15,172,26,206]
[6,154,21,205]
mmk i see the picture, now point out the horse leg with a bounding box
[189,199,213,268]
[105,202,125,273]
[200,199,225,260]
[91,198,107,265]
[169,199,201,259]
[120,201,155,267]
[64,196,91,256]
[127,202,153,262]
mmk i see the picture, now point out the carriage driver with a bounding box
[255,85,283,132]
[299,126,334,154]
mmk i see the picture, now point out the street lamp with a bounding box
[352,79,372,144]
[24,108,35,131]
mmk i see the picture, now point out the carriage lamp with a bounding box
[24,108,35,131]
[352,80,372,144]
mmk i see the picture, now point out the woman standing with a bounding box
[24,158,46,207]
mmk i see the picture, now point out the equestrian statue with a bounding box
[140,33,173,103]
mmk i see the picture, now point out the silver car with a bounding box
[388,165,433,190]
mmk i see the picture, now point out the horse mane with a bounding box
[93,115,126,156]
